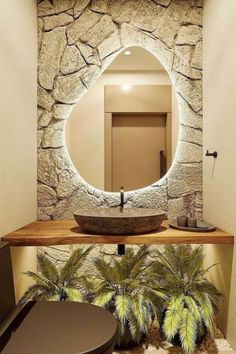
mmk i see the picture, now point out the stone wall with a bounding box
[37,0,203,222]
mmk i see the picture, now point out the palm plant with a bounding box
[151,244,222,354]
[89,245,166,348]
[21,246,93,304]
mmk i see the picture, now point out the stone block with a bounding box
[153,0,172,6]
[80,65,100,89]
[109,0,142,24]
[76,42,102,66]
[38,148,71,187]
[61,45,86,75]
[53,104,74,120]
[42,121,65,148]
[37,130,44,148]
[67,9,101,44]
[38,28,66,90]
[168,193,197,219]
[177,141,202,163]
[38,85,54,111]
[91,0,108,13]
[176,94,202,129]
[38,184,57,206]
[56,170,80,198]
[184,6,202,26]
[132,0,163,32]
[38,18,44,53]
[52,72,87,104]
[174,45,201,79]
[192,41,202,70]
[98,31,121,60]
[38,206,55,221]
[44,13,73,31]
[176,25,202,45]
[153,1,190,47]
[127,185,168,212]
[173,72,202,112]
[74,0,90,18]
[53,189,103,220]
[38,0,54,17]
[179,125,202,146]
[38,111,52,128]
[37,109,43,120]
[52,0,74,14]
[168,162,202,197]
[80,15,117,48]
[193,0,203,7]
[38,245,73,264]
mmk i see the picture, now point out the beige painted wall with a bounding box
[66,71,179,190]
[0,0,37,301]
[203,0,236,348]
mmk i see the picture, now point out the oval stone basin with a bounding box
[74,208,165,235]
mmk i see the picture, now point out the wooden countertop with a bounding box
[1,220,234,246]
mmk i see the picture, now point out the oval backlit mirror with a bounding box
[66,46,179,192]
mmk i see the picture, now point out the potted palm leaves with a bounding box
[90,245,166,348]
[151,244,222,354]
[21,246,93,304]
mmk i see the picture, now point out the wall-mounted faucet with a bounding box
[205,150,218,158]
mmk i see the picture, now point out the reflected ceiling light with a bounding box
[124,50,131,56]
[121,84,132,91]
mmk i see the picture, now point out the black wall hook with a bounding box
[205,150,218,158]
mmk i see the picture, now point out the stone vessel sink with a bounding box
[74,208,165,235]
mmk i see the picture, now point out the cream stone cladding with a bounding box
[37,0,203,221]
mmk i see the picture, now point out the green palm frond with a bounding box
[20,282,57,304]
[191,280,222,302]
[23,271,46,284]
[115,314,126,341]
[148,288,167,300]
[127,311,141,340]
[60,245,94,283]
[64,287,84,302]
[179,308,197,354]
[92,257,114,282]
[22,246,93,305]
[187,245,204,279]
[115,294,130,322]
[194,292,214,334]
[132,294,149,333]
[151,244,222,353]
[163,294,184,340]
[38,253,59,283]
[71,275,95,293]
[184,295,201,321]
[91,245,164,345]
[130,245,151,278]
[94,288,115,307]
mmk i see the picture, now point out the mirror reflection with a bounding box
[66,47,179,192]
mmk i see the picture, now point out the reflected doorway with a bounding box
[105,113,172,192]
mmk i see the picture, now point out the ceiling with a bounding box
[106,46,165,72]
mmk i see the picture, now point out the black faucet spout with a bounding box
[120,186,124,209]
[118,186,125,255]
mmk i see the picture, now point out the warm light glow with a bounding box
[121,84,132,91]
[124,50,131,56]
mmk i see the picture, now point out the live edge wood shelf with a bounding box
[1,220,234,247]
